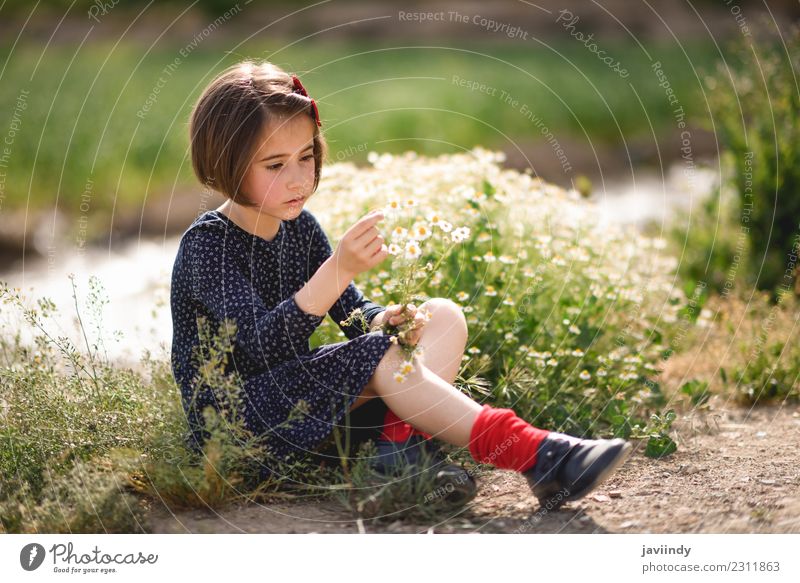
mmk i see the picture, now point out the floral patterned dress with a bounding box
[170,208,394,467]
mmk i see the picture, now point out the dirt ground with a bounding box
[145,402,800,534]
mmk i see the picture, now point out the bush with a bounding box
[311,148,686,442]
[702,23,800,295]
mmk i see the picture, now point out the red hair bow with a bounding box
[291,74,322,127]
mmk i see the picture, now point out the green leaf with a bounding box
[645,434,677,458]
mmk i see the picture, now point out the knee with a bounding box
[372,342,430,387]
[420,297,468,337]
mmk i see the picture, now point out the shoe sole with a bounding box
[538,441,632,509]
[433,466,478,506]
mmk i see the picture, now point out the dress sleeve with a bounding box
[184,224,325,363]
[304,211,387,341]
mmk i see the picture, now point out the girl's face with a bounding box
[241,113,316,219]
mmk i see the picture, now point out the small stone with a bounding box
[609,490,623,498]
[619,520,639,528]
[755,431,767,438]
[759,479,777,485]
[591,494,610,503]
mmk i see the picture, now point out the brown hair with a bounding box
[189,60,327,208]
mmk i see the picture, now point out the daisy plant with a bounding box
[341,198,471,383]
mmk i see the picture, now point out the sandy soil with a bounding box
[145,403,800,534]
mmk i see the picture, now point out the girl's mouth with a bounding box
[287,197,305,205]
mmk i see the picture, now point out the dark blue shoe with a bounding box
[370,435,478,506]
[523,432,632,510]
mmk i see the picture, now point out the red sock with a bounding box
[379,408,433,442]
[467,404,550,472]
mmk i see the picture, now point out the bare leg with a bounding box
[413,298,469,385]
[363,341,482,447]
[349,297,468,413]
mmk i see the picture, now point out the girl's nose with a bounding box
[287,167,309,192]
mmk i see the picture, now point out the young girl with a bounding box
[170,59,632,511]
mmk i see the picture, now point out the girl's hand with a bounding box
[385,303,427,347]
[333,211,388,277]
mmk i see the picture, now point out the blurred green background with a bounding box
[1,0,797,279]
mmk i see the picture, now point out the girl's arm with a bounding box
[185,224,325,365]
[301,211,387,340]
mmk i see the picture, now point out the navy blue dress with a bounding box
[170,208,395,466]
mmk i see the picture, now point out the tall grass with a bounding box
[0,277,315,533]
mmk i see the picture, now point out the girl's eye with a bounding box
[266,155,313,171]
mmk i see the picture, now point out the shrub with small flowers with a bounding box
[311,147,687,440]
[374,197,472,382]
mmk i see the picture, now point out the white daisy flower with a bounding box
[410,221,432,241]
[384,201,404,215]
[426,212,443,227]
[404,240,422,259]
[451,226,470,243]
[399,361,416,375]
[387,243,402,256]
[391,225,408,241]
[579,370,591,381]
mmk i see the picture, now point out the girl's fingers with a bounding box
[353,212,384,237]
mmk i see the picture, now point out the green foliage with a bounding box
[632,410,677,459]
[0,278,300,533]
[311,150,689,441]
[680,379,711,408]
[0,37,716,225]
[668,177,751,297]
[724,289,800,405]
[702,23,800,294]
